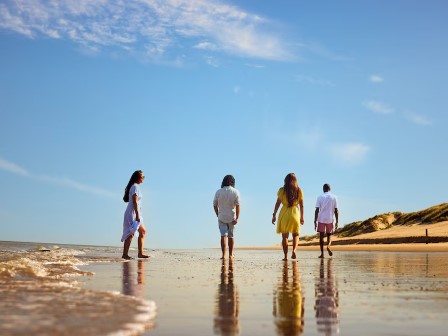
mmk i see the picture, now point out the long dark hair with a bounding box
[123,170,143,203]
[221,175,235,188]
[284,173,300,207]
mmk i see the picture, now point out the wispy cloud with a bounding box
[405,111,432,126]
[0,157,30,176]
[363,100,432,126]
[293,126,369,166]
[295,74,334,86]
[330,143,370,165]
[0,0,294,62]
[0,156,117,197]
[369,75,384,83]
[363,100,394,114]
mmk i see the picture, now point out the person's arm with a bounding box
[233,204,240,225]
[272,198,282,224]
[214,205,219,217]
[299,200,304,224]
[334,208,339,230]
[133,194,141,222]
[314,208,319,231]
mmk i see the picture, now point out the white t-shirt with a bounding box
[315,192,338,224]
[213,186,240,223]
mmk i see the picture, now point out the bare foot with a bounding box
[220,256,225,260]
[282,257,288,261]
[122,255,134,260]
[138,254,150,259]
[291,252,297,259]
[327,247,333,257]
[229,254,235,259]
[318,254,324,258]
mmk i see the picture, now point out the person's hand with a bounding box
[272,214,276,225]
[314,220,318,231]
[300,218,304,225]
[335,222,338,230]
[136,216,141,222]
[232,218,238,225]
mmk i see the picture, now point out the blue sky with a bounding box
[1,0,447,248]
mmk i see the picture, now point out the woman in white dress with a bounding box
[121,170,149,259]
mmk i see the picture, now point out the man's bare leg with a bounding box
[326,233,333,256]
[221,236,227,259]
[229,237,234,258]
[318,232,325,258]
[282,233,289,260]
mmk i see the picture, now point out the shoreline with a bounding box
[237,242,448,252]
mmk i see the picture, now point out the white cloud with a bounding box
[363,100,394,114]
[0,156,116,197]
[295,74,334,86]
[204,55,220,67]
[369,75,384,83]
[0,0,293,62]
[233,85,241,94]
[405,112,432,126]
[194,41,218,50]
[0,157,30,176]
[330,143,370,165]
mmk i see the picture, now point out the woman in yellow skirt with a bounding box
[272,173,304,260]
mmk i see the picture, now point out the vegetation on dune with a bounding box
[301,203,448,241]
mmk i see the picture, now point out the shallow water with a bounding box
[2,242,448,335]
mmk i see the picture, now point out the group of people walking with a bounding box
[120,170,338,260]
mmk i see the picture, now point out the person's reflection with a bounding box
[273,261,304,335]
[314,258,339,335]
[214,259,240,335]
[122,260,145,298]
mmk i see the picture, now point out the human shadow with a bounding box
[314,258,339,335]
[273,261,305,335]
[213,258,240,335]
[122,260,145,298]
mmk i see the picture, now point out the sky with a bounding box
[0,0,447,249]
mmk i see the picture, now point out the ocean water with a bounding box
[0,241,156,335]
[2,241,448,335]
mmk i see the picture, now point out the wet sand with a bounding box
[81,249,448,335]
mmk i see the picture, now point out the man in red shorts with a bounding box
[314,184,339,258]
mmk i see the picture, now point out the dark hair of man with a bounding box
[284,173,300,207]
[323,184,331,192]
[221,175,235,188]
[123,170,143,203]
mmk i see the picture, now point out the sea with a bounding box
[2,241,448,335]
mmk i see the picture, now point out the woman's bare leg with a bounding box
[122,234,133,259]
[291,233,299,259]
[138,224,149,258]
[282,233,289,260]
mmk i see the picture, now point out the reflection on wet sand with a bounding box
[122,260,145,298]
[214,259,240,335]
[273,261,304,335]
[315,258,339,335]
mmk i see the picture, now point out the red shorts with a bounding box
[317,222,334,234]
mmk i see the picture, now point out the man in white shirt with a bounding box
[314,184,339,258]
[213,175,240,259]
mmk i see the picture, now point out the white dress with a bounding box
[121,184,143,242]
